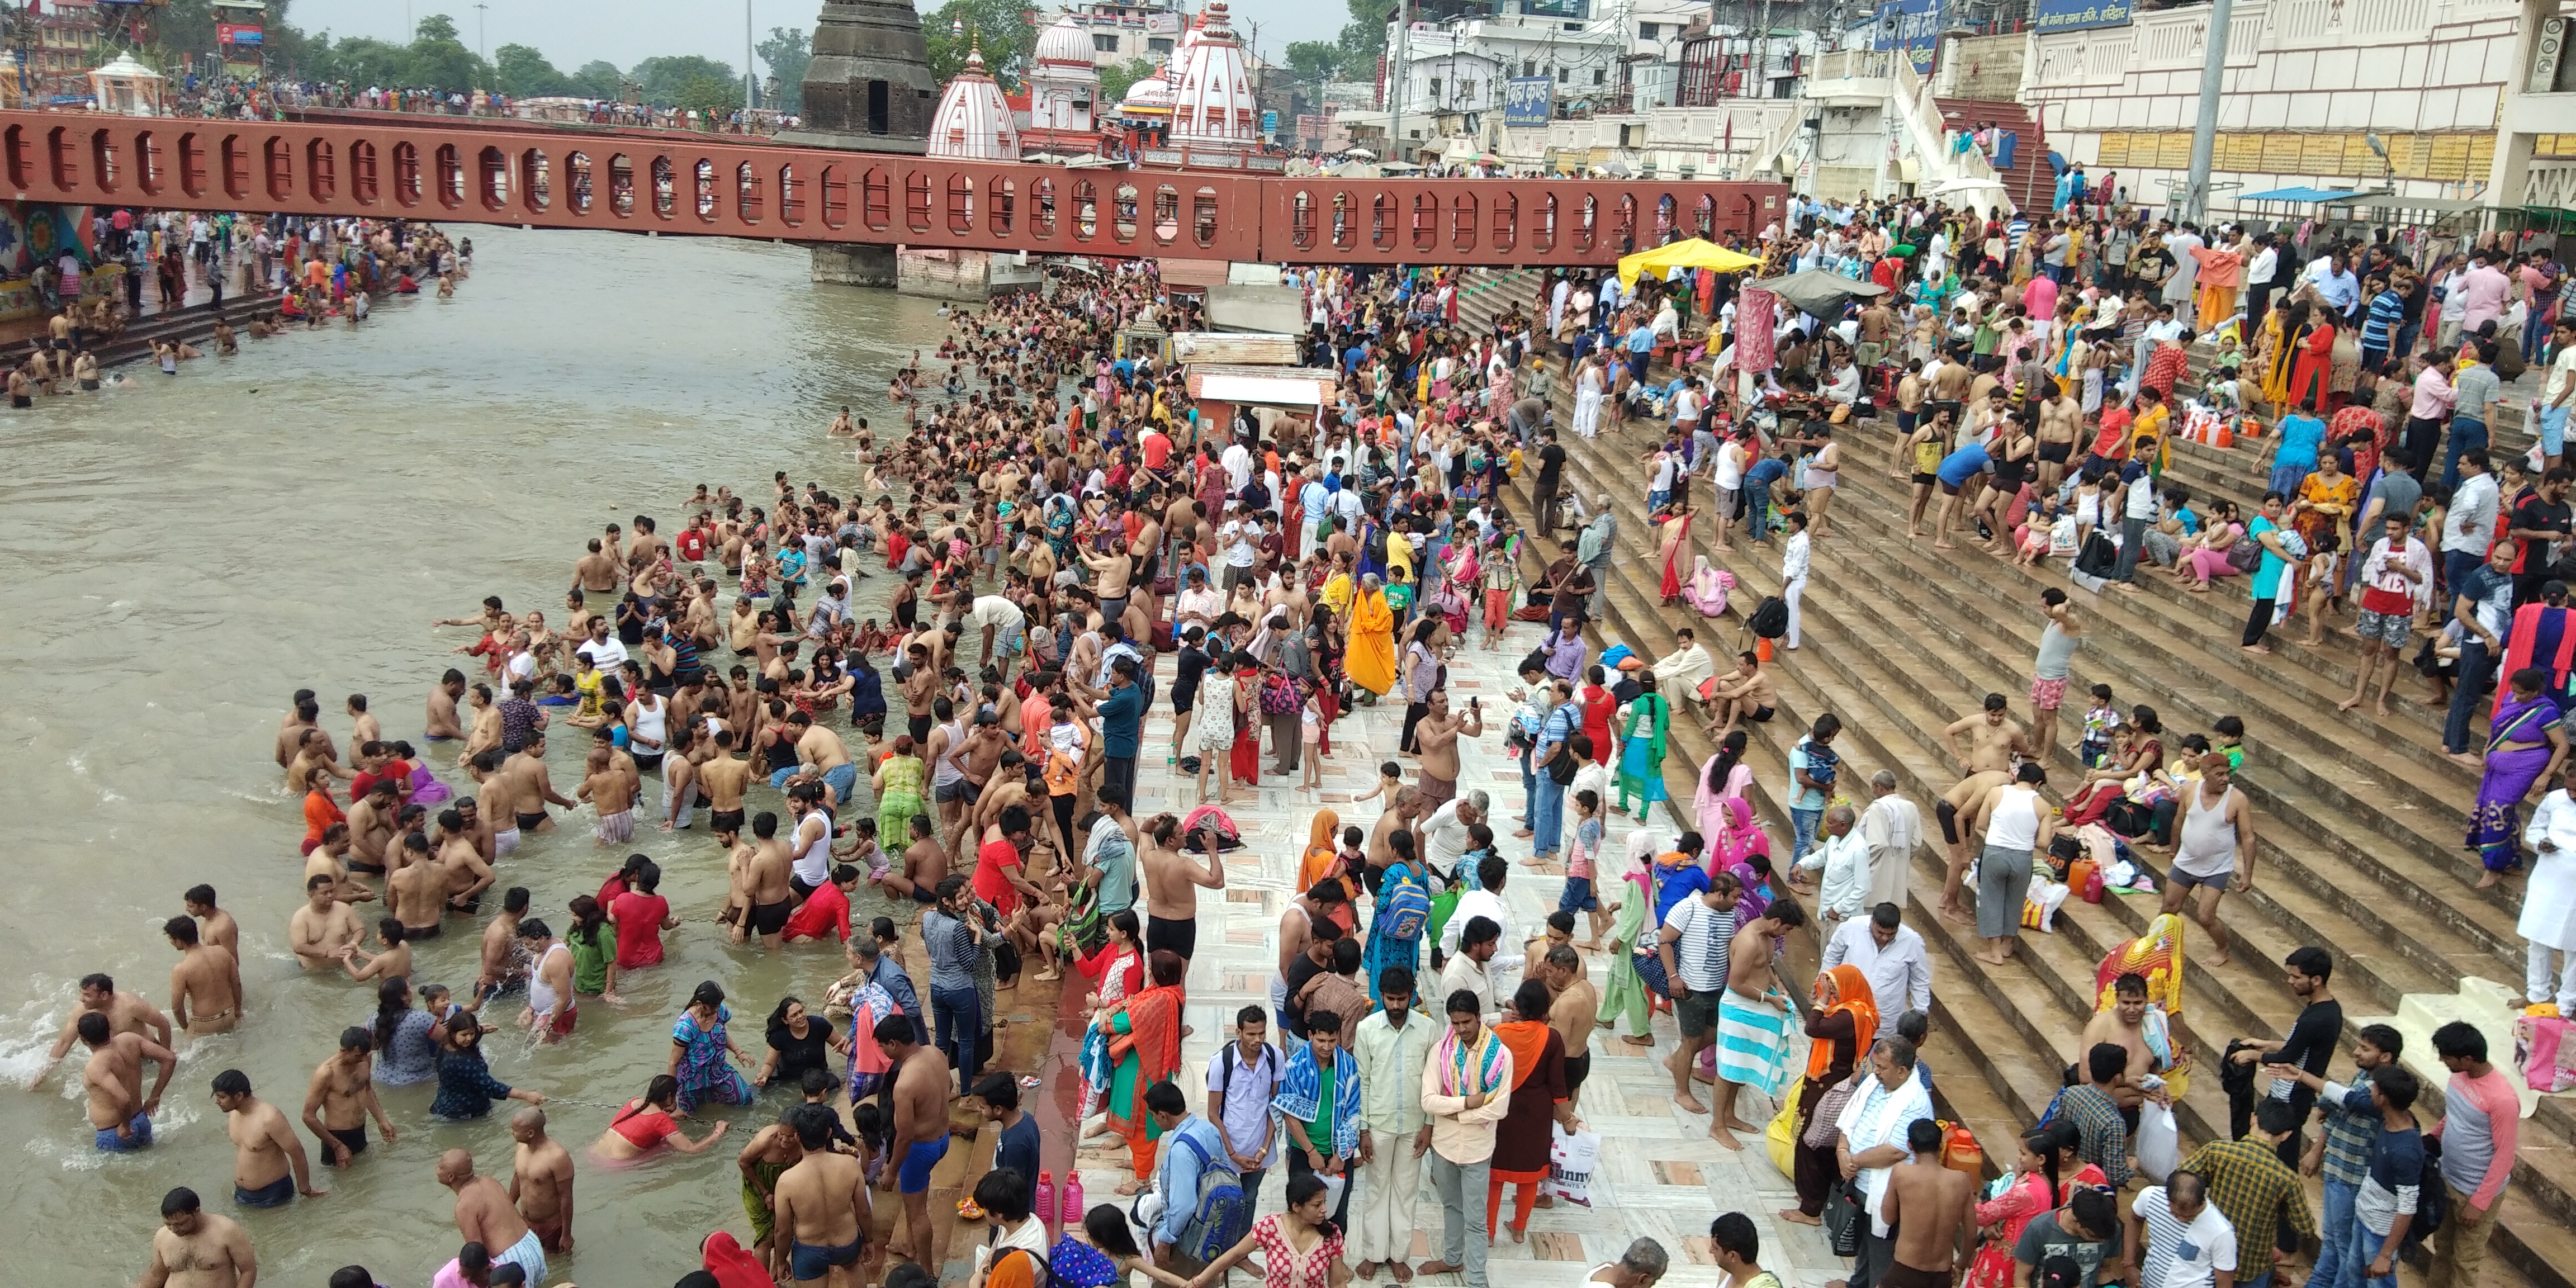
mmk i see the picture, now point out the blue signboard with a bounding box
[1261,110,1277,136]
[1503,75,1554,127]
[1871,0,1940,74]
[2033,0,2130,32]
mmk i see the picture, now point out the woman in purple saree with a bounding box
[2471,667,2570,888]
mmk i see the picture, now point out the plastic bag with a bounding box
[2135,1101,2180,1181]
[1766,1077,1805,1176]
[1546,1124,1602,1207]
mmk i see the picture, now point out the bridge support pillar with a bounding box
[806,244,898,288]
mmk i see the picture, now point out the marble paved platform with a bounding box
[1064,618,1840,1287]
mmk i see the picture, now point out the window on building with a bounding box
[1147,36,1173,52]
[1523,59,1537,75]
[1556,66,1567,82]
[868,79,889,134]
[1593,68,1605,83]
[1093,32,1119,51]
[1429,77,1442,97]
[1639,21,1659,39]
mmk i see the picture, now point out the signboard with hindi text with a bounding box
[2033,0,2129,32]
[1503,76,1554,127]
[1871,0,1942,74]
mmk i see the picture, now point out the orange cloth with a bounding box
[1488,1175,1543,1237]
[1299,809,1343,893]
[1493,1019,1555,1093]
[1810,964,1881,1079]
[302,787,344,843]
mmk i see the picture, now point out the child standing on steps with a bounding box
[2078,684,2123,769]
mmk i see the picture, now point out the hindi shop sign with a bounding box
[1503,76,1554,127]
[2033,0,2130,32]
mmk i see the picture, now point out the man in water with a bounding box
[166,915,244,1039]
[746,810,800,948]
[387,832,449,940]
[426,669,468,743]
[878,1015,952,1263]
[136,1186,257,1288]
[288,875,366,969]
[500,733,575,835]
[212,1068,323,1207]
[33,971,171,1089]
[184,886,241,961]
[439,1147,547,1284]
[509,1107,576,1257]
[301,1026,395,1167]
[80,1011,175,1151]
[776,1102,875,1288]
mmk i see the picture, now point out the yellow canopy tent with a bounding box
[1615,238,1763,292]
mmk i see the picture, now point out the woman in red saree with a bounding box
[1654,503,1694,604]
[1228,662,1263,787]
[1099,949,1187,1192]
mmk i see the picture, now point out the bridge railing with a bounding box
[1,111,1783,267]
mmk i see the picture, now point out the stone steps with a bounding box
[1446,270,2576,1285]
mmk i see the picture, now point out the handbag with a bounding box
[1820,1178,1867,1258]
[1631,945,1673,998]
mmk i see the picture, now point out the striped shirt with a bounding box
[2361,290,2405,352]
[1663,896,1736,992]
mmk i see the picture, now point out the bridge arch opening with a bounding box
[391,141,420,207]
[1029,177,1055,239]
[945,171,973,235]
[88,129,118,195]
[1150,184,1178,245]
[692,157,716,222]
[736,162,763,224]
[306,139,337,203]
[818,165,848,229]
[1448,192,1476,253]
[1111,182,1138,244]
[520,149,550,215]
[349,140,378,206]
[860,167,889,230]
[562,151,589,216]
[433,143,463,210]
[606,153,634,217]
[988,177,1013,236]
[649,157,675,219]
[778,163,803,227]
[1193,187,1218,248]
[134,130,163,196]
[903,171,930,234]
[1490,193,1517,252]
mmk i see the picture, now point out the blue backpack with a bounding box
[1377,861,1432,941]
[1139,1131,1252,1265]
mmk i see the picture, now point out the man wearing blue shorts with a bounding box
[2543,318,2576,471]
[78,1011,174,1152]
[878,1014,953,1262]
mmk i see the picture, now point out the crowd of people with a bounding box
[35,168,2576,1288]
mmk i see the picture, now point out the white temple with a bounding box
[926,38,1020,161]
[1026,15,1099,135]
[1165,1,1260,152]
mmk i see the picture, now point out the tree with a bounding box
[414,13,461,45]
[755,27,811,112]
[1097,56,1161,105]
[314,36,415,87]
[571,60,624,100]
[631,55,736,106]
[922,0,1037,91]
[674,74,742,119]
[1285,40,1345,87]
[494,43,572,97]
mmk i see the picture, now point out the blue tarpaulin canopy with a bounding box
[2238,186,2365,203]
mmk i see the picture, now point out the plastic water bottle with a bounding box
[1035,1169,1056,1233]
[1061,1169,1086,1225]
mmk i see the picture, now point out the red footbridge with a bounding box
[0,110,1786,268]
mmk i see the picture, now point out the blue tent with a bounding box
[2237,186,2365,203]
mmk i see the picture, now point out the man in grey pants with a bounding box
[1415,988,1512,1288]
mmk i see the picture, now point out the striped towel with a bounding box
[1715,991,1794,1097]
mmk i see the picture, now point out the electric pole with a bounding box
[473,2,486,63]
[1389,0,1409,159]
[2179,0,2234,222]
[746,0,758,112]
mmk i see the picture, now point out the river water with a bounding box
[0,226,953,1286]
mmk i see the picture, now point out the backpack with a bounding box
[1377,860,1432,941]
[1746,595,1790,640]
[995,1245,1064,1288]
[2409,1135,2447,1247]
[1137,1130,1253,1265]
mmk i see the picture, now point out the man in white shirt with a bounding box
[1650,627,1715,722]
[2162,224,2205,311]
[1219,509,1261,592]
[2440,452,2499,594]
[1438,854,1520,983]
[1658,876,1736,1113]
[1798,804,1871,925]
[1173,569,1222,630]
[1221,438,1254,494]
[1821,905,1934,1037]
[1860,772,1922,911]
[1438,913,1507,1020]
[574,618,627,670]
[1781,511,1812,650]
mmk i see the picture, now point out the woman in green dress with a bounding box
[565,894,621,1004]
[1597,828,1661,1048]
[1615,673,1672,818]
[873,734,927,851]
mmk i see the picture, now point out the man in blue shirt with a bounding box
[1931,439,1992,551]
[1623,322,1657,387]
[2360,276,2407,372]
[1144,1080,1235,1267]
[1098,657,1146,807]
[2308,249,2362,324]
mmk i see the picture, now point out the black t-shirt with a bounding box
[1172,645,1209,710]
[2513,496,2572,573]
[2267,997,2344,1112]
[1281,953,1329,1039]
[766,1016,835,1085]
[1537,444,1568,493]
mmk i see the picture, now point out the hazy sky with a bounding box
[286,0,1345,74]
